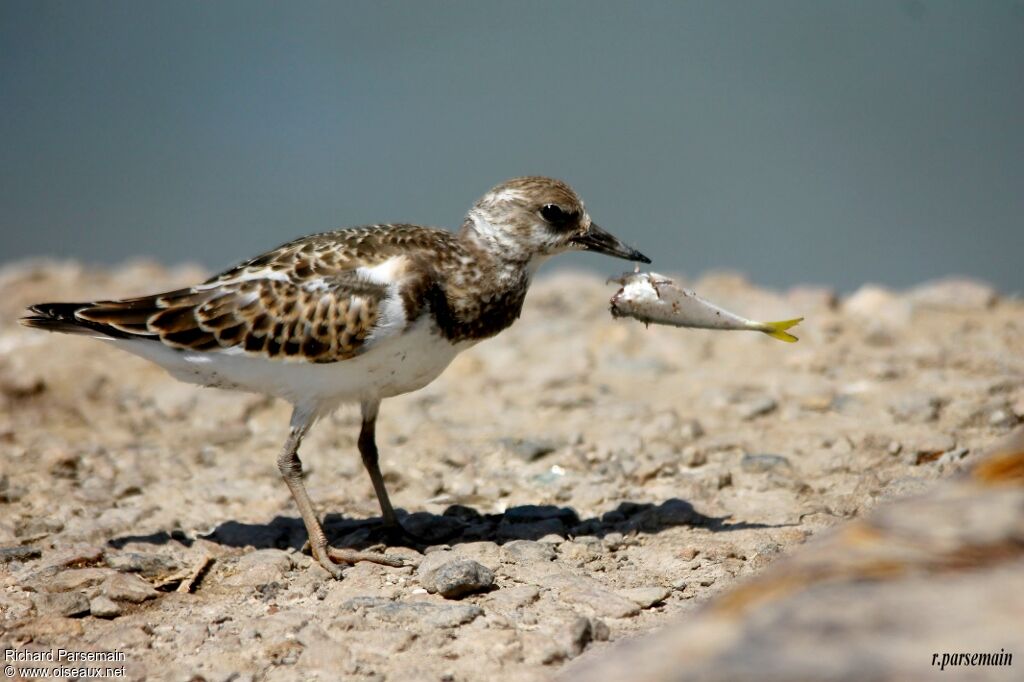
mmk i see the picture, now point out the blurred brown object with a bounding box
[564,426,1024,682]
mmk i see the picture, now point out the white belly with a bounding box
[108,317,470,409]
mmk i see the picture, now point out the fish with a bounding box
[609,272,803,342]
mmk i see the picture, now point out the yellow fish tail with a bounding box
[761,317,803,343]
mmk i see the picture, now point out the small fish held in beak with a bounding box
[609,272,803,342]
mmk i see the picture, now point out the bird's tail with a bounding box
[20,302,99,336]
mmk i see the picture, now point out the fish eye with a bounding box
[540,204,575,226]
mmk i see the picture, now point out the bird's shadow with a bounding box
[108,499,786,553]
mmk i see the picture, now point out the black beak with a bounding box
[569,223,651,264]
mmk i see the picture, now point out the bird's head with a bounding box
[462,176,650,267]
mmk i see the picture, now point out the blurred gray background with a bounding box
[2,0,1022,292]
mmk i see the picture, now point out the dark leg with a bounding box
[358,400,399,527]
[278,407,402,579]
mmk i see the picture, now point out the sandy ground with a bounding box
[0,261,1021,681]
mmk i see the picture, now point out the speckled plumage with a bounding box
[22,176,649,579]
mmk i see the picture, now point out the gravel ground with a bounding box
[0,261,1021,681]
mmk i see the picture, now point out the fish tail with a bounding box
[761,318,803,343]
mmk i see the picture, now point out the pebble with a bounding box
[106,551,181,578]
[418,558,494,599]
[498,437,558,461]
[342,596,483,628]
[102,573,159,603]
[89,595,122,619]
[738,396,778,421]
[618,587,671,609]
[222,549,293,587]
[740,454,793,474]
[0,545,42,563]
[39,591,91,617]
[501,540,556,563]
[889,394,942,423]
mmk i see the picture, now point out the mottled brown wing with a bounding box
[73,274,388,363]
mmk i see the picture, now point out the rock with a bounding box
[101,573,159,603]
[618,587,670,609]
[106,551,181,578]
[740,454,793,474]
[222,549,293,587]
[401,512,467,543]
[545,575,640,619]
[679,419,705,441]
[501,540,556,563]
[44,545,105,569]
[89,595,122,619]
[0,475,27,503]
[498,437,558,461]
[907,277,998,310]
[843,285,912,325]
[342,597,483,628]
[0,545,41,563]
[738,396,777,421]
[44,567,116,593]
[418,558,494,598]
[889,394,942,423]
[39,591,90,617]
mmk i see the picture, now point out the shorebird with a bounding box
[22,176,650,578]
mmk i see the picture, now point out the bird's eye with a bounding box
[540,204,574,226]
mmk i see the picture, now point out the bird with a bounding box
[21,176,650,579]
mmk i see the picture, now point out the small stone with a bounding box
[740,454,793,474]
[681,446,707,467]
[45,567,116,593]
[501,540,556,563]
[102,573,159,603]
[989,409,1018,428]
[106,551,180,578]
[419,558,494,599]
[89,595,122,619]
[679,419,705,441]
[0,545,42,563]
[618,587,670,609]
[558,582,640,619]
[222,549,293,587]
[40,591,90,618]
[738,397,778,421]
[44,545,105,569]
[498,437,558,461]
[0,475,27,503]
[890,394,942,423]
[343,597,483,628]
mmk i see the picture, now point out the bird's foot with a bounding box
[307,541,405,579]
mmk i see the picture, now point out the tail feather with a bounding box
[21,302,135,339]
[761,317,803,343]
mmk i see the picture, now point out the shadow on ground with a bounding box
[109,499,785,552]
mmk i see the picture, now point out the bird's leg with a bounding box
[278,408,402,579]
[359,401,428,547]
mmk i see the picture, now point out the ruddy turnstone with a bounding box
[22,176,650,578]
